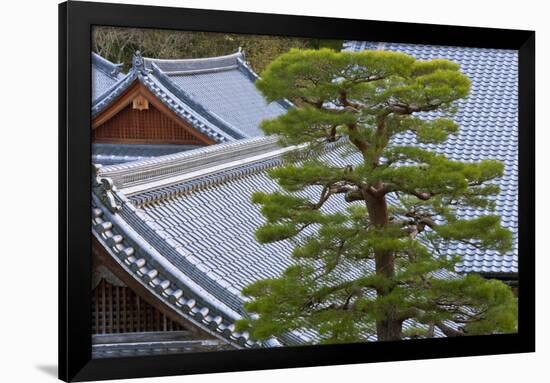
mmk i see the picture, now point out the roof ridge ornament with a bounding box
[93,164,121,213]
[111,63,123,77]
[92,51,124,78]
[238,46,245,61]
[132,51,146,74]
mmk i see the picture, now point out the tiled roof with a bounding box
[144,51,289,138]
[124,141,358,317]
[143,51,242,73]
[344,41,518,274]
[92,52,125,102]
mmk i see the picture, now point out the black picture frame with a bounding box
[59,1,535,381]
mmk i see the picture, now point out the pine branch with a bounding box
[435,321,466,337]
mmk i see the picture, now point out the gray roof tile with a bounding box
[124,143,410,313]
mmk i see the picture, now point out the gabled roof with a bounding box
[91,53,236,144]
[343,41,518,275]
[92,137,288,348]
[91,50,290,144]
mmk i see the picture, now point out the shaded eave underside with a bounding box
[92,197,260,348]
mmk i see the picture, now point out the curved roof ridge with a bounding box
[92,52,130,105]
[91,70,137,116]
[144,50,243,74]
[141,73,233,142]
[98,136,282,192]
[236,55,259,81]
[125,139,345,204]
[100,136,278,173]
[92,51,124,78]
[235,55,295,110]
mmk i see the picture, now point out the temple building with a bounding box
[90,44,518,357]
[91,49,290,165]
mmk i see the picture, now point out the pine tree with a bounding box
[236,49,518,343]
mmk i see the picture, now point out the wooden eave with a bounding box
[92,237,231,344]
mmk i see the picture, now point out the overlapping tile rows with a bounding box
[132,139,456,312]
[166,65,288,138]
[92,194,260,348]
[138,143,362,308]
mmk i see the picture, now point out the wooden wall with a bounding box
[93,102,207,145]
[92,279,186,334]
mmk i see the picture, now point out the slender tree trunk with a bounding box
[365,191,402,341]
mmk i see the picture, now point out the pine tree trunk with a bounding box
[366,192,402,341]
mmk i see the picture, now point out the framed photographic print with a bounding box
[59,1,535,381]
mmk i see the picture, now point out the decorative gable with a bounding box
[92,81,215,146]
